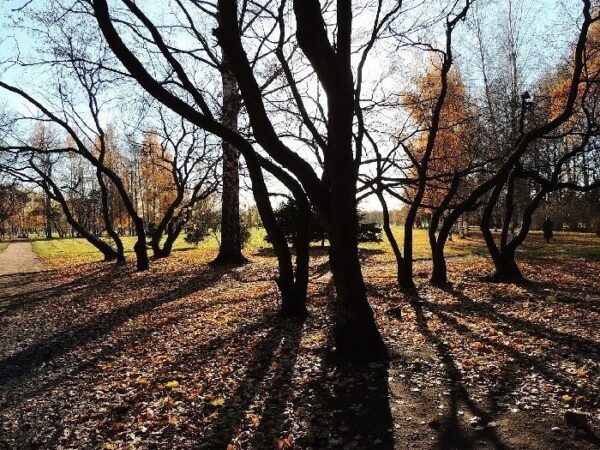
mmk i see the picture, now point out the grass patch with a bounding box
[515,231,600,259]
[0,242,8,253]
[31,227,464,265]
[29,227,600,266]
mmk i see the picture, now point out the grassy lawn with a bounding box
[30,227,600,266]
[0,242,8,253]
[456,230,600,260]
[31,227,469,265]
[515,230,600,259]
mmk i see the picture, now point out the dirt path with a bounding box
[0,241,42,276]
[0,241,43,297]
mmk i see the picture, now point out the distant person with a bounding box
[542,217,554,243]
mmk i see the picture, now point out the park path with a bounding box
[0,241,43,276]
[0,241,44,298]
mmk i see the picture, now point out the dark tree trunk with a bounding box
[429,172,460,287]
[430,247,448,286]
[151,191,183,258]
[132,217,149,270]
[328,204,388,362]
[212,66,246,265]
[292,195,310,314]
[97,169,125,263]
[37,173,119,262]
[376,189,410,290]
[44,191,52,239]
[479,173,525,282]
[492,251,524,281]
[154,223,183,258]
[63,204,118,261]
[245,154,308,318]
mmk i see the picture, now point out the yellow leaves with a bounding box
[164,380,180,389]
[210,397,225,406]
[135,377,149,385]
[561,394,573,404]
[300,330,326,350]
[575,368,588,377]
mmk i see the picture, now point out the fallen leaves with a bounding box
[209,397,225,407]
[0,250,598,448]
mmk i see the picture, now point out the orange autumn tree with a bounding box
[139,131,176,227]
[403,66,478,222]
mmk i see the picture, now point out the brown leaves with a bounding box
[1,243,599,448]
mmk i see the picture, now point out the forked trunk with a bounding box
[376,189,411,291]
[97,169,125,263]
[244,154,307,318]
[492,252,524,282]
[154,225,182,259]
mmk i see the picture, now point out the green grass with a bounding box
[29,227,600,265]
[30,229,270,265]
[30,227,466,264]
[514,231,600,260]
[0,242,8,253]
[32,234,198,262]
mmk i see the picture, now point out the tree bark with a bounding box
[34,168,119,262]
[246,154,308,318]
[429,172,460,286]
[132,217,149,270]
[328,203,388,362]
[376,189,410,290]
[97,168,125,263]
[151,190,183,258]
[212,65,246,265]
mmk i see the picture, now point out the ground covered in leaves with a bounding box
[0,241,599,449]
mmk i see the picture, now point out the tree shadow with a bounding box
[0,266,108,312]
[0,264,235,393]
[409,296,508,449]
[403,279,600,448]
[298,283,394,448]
[438,286,599,366]
[199,317,304,448]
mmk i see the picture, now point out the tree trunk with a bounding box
[428,172,460,287]
[154,223,182,258]
[212,66,246,265]
[97,169,125,263]
[151,198,182,258]
[492,251,524,281]
[44,191,52,239]
[133,217,149,271]
[244,154,307,318]
[62,205,117,261]
[328,203,388,362]
[399,214,417,290]
[376,189,410,290]
[291,190,310,316]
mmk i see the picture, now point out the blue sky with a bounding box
[0,0,588,210]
